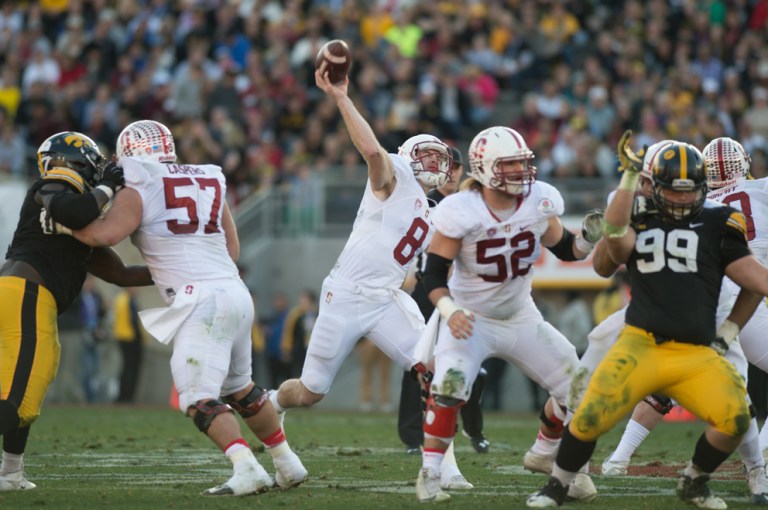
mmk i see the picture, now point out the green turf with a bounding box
[0,405,759,509]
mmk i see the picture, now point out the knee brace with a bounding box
[191,399,233,434]
[0,400,20,435]
[539,402,566,434]
[224,386,270,419]
[423,394,464,440]
[643,394,673,416]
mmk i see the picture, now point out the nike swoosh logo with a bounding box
[689,222,704,228]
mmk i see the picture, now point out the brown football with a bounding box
[315,39,352,85]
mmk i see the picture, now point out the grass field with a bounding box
[0,405,761,509]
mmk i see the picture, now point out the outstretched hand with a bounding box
[581,209,604,243]
[617,130,643,174]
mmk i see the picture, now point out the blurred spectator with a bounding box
[557,291,592,357]
[0,119,26,178]
[112,288,143,404]
[357,338,393,413]
[265,293,291,389]
[593,270,631,325]
[79,275,107,404]
[281,290,318,379]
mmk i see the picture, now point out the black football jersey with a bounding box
[625,205,750,345]
[5,180,92,314]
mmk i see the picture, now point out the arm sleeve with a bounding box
[48,190,101,229]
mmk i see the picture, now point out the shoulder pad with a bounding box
[631,196,658,223]
[725,209,748,240]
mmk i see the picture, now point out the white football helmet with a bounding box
[468,126,535,196]
[116,120,177,163]
[703,137,751,189]
[397,134,452,188]
[642,139,675,180]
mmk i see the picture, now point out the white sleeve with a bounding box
[535,181,565,217]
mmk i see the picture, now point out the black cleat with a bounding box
[462,430,490,453]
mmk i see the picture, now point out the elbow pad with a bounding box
[422,253,453,295]
[48,191,101,230]
[547,229,580,261]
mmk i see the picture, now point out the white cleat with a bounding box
[523,449,554,475]
[601,456,629,476]
[440,472,473,490]
[202,460,273,496]
[416,467,450,503]
[273,450,308,489]
[566,472,597,502]
[0,471,36,491]
[748,466,768,505]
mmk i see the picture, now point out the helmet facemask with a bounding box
[398,135,452,188]
[490,157,536,196]
[651,142,708,223]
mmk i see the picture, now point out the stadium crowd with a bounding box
[1,1,768,211]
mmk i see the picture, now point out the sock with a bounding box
[551,464,578,487]
[270,390,285,413]
[422,448,445,473]
[0,451,23,475]
[224,439,254,467]
[530,431,561,456]
[610,419,650,463]
[738,418,764,472]
[262,428,290,459]
[760,420,768,453]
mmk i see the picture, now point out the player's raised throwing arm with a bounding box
[315,69,394,198]
[422,231,475,339]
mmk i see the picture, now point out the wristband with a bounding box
[95,184,114,200]
[574,235,594,255]
[617,171,640,192]
[602,222,628,239]
[436,296,465,321]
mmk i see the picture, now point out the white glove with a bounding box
[581,209,604,243]
[39,208,73,236]
[711,319,739,356]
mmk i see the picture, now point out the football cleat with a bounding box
[601,456,629,476]
[0,471,37,491]
[566,472,597,502]
[526,476,568,508]
[676,475,727,510]
[440,465,473,490]
[202,460,272,496]
[405,445,421,455]
[462,430,490,453]
[416,467,450,503]
[748,466,768,505]
[273,450,308,489]
[523,449,554,475]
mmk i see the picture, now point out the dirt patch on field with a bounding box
[604,460,744,480]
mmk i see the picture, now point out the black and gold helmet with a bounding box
[651,142,707,223]
[37,131,105,193]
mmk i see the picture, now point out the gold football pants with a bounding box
[0,276,59,427]
[571,325,750,441]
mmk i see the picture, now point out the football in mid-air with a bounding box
[315,39,352,85]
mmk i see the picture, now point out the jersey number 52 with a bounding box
[163,177,222,234]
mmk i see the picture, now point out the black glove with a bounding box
[98,161,124,193]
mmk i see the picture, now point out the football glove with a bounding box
[711,319,739,356]
[617,130,643,174]
[581,209,604,243]
[39,208,72,236]
[98,161,125,193]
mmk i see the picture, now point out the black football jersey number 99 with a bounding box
[625,205,750,346]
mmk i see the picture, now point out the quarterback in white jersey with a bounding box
[415,126,603,503]
[71,120,307,497]
[272,68,476,494]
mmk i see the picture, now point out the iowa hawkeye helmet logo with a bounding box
[63,133,92,148]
